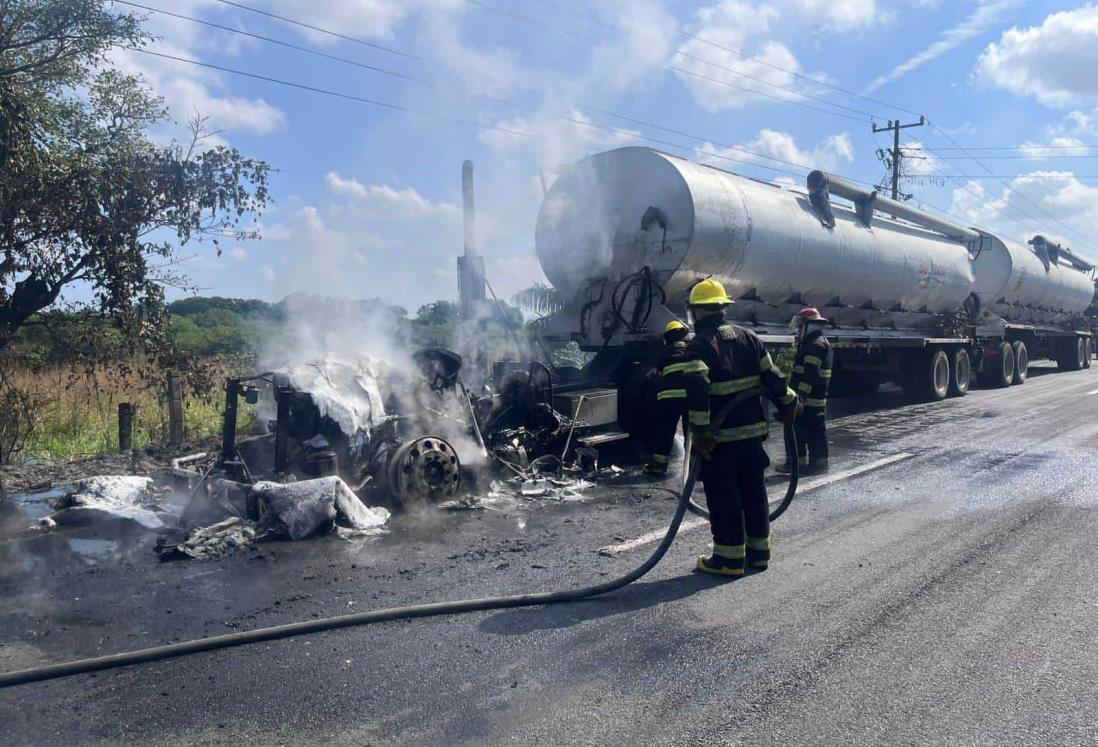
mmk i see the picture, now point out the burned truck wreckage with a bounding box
[203,347,622,516]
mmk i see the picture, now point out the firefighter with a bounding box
[682,279,800,577]
[777,307,833,475]
[644,320,694,476]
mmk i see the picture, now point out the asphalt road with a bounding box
[2,362,1097,745]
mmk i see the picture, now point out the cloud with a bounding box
[1017,137,1087,159]
[949,172,1098,259]
[672,2,805,112]
[974,4,1098,107]
[229,247,248,261]
[479,109,641,170]
[697,129,855,174]
[866,0,1020,92]
[260,0,464,44]
[325,174,461,221]
[109,3,287,138]
[789,0,883,32]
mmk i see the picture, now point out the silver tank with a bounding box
[972,233,1093,325]
[536,147,977,323]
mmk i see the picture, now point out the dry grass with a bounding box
[3,364,237,459]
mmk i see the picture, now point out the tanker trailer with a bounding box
[534,146,1094,412]
[970,233,1094,377]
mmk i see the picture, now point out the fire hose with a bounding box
[0,389,798,689]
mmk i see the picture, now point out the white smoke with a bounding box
[261,293,487,469]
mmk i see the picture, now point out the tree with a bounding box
[0,0,271,354]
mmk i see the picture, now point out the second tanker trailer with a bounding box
[534,146,1094,409]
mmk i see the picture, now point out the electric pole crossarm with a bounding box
[873,116,926,201]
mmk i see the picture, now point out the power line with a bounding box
[532,0,920,120]
[928,144,1098,151]
[913,131,1098,260]
[131,9,1004,248]
[138,0,862,180]
[206,0,419,60]
[666,65,867,123]
[927,153,1098,160]
[115,1,417,81]
[463,0,873,124]
[926,123,1098,255]
[908,173,1098,180]
[670,50,879,120]
[127,48,529,137]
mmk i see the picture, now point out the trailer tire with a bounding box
[984,341,1015,388]
[1082,337,1092,370]
[1057,336,1083,372]
[905,349,950,402]
[1011,341,1028,385]
[948,349,970,397]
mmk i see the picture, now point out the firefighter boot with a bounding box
[696,544,745,577]
[643,454,670,477]
[774,457,808,475]
[804,458,830,475]
[746,536,771,570]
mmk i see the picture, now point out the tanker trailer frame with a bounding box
[533,147,1094,426]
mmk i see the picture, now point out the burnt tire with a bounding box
[983,341,1015,389]
[1011,341,1028,385]
[904,349,950,402]
[948,349,971,397]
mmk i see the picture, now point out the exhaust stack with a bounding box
[457,159,486,320]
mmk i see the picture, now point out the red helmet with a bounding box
[796,307,827,323]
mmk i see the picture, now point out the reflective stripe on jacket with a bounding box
[790,329,833,409]
[684,318,797,443]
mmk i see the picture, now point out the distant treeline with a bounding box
[6,295,527,366]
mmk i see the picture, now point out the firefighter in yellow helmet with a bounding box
[644,320,699,476]
[681,278,800,576]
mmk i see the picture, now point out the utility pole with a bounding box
[873,116,925,201]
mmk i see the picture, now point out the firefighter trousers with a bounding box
[649,400,684,463]
[794,407,828,464]
[700,440,770,547]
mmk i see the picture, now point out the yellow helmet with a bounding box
[664,320,687,334]
[688,278,732,306]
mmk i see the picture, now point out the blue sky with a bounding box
[110,0,1098,312]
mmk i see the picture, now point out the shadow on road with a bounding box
[477,570,756,636]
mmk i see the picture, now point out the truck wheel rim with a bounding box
[934,355,949,396]
[955,354,970,390]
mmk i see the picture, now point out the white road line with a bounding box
[1088,388,1098,395]
[597,451,916,556]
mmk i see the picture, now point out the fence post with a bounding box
[166,372,185,446]
[118,403,134,452]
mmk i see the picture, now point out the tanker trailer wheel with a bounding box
[1085,337,1093,369]
[1079,336,1090,370]
[386,437,462,507]
[1011,341,1028,385]
[982,341,1015,388]
[905,349,950,402]
[1056,336,1083,372]
[948,349,971,397]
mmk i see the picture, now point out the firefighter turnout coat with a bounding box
[790,328,833,410]
[684,317,798,442]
